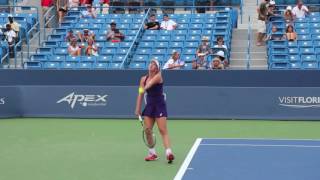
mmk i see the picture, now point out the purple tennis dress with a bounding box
[142,76,168,118]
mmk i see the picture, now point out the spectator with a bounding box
[292,0,309,19]
[284,6,295,25]
[80,0,93,6]
[196,36,212,57]
[65,29,77,42]
[267,0,277,19]
[212,50,228,67]
[81,5,97,18]
[99,0,110,14]
[256,0,269,46]
[286,25,297,41]
[68,39,81,56]
[106,22,116,41]
[144,14,160,30]
[4,24,16,58]
[41,0,53,16]
[7,15,20,35]
[192,53,209,70]
[85,39,99,56]
[58,0,80,24]
[265,25,286,41]
[110,29,125,42]
[163,51,185,70]
[210,57,225,70]
[78,29,95,42]
[213,36,227,51]
[160,14,177,30]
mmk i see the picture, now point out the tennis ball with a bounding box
[138,87,144,94]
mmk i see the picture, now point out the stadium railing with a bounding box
[0,5,40,68]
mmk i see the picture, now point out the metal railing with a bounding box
[246,15,251,69]
[0,5,40,68]
[119,8,151,69]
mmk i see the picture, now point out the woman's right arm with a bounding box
[135,76,145,116]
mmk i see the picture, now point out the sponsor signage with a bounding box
[57,92,108,109]
[279,96,320,108]
[0,98,5,105]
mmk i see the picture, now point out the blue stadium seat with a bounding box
[298,40,313,47]
[172,35,186,41]
[101,48,116,55]
[30,54,48,61]
[170,42,184,48]
[155,42,169,48]
[139,42,154,48]
[301,55,317,62]
[98,55,113,62]
[289,62,302,69]
[288,48,299,54]
[157,35,171,41]
[133,54,149,62]
[61,61,77,69]
[82,56,97,62]
[150,55,166,63]
[94,62,109,69]
[66,56,80,62]
[136,48,152,55]
[184,41,199,48]
[78,62,93,69]
[116,48,129,55]
[299,47,315,54]
[129,62,146,69]
[152,48,167,55]
[44,61,60,69]
[288,55,300,62]
[183,48,196,55]
[271,54,288,63]
[302,62,318,69]
[181,55,195,62]
[109,62,122,69]
[54,48,68,56]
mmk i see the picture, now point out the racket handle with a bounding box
[138,115,143,122]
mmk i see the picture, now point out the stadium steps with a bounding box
[230,29,267,69]
[238,0,259,30]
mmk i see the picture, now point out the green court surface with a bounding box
[1,119,320,180]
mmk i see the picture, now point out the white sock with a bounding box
[166,148,172,155]
[149,148,156,155]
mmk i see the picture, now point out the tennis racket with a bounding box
[139,115,156,148]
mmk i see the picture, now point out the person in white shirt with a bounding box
[81,5,97,18]
[4,24,16,58]
[163,51,184,70]
[160,14,177,30]
[292,0,309,19]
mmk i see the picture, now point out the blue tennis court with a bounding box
[174,138,320,180]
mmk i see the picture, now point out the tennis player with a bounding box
[135,59,175,163]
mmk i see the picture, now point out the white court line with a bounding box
[173,138,202,180]
[200,144,320,148]
[200,137,320,141]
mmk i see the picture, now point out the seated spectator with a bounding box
[7,15,20,35]
[210,57,225,70]
[212,50,228,67]
[286,25,297,41]
[108,28,124,42]
[196,36,213,57]
[163,51,185,70]
[99,0,110,14]
[292,0,309,19]
[213,36,227,50]
[68,39,81,56]
[58,0,80,23]
[284,6,294,25]
[160,14,177,30]
[85,39,99,56]
[65,29,77,42]
[106,22,116,41]
[192,53,209,70]
[144,14,160,30]
[81,5,97,18]
[3,24,16,58]
[267,0,279,19]
[78,29,95,42]
[265,25,286,41]
[80,0,93,6]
